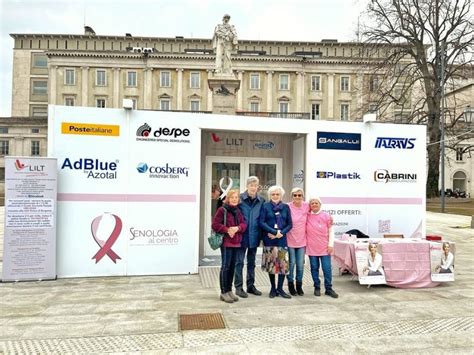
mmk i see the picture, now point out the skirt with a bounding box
[261,246,289,275]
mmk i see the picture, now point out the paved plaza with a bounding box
[0,209,473,354]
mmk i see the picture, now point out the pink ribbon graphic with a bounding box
[91,213,122,263]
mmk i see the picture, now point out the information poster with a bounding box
[2,157,57,281]
[430,241,455,282]
[355,241,387,285]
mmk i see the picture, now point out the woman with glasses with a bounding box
[259,185,293,298]
[286,188,308,296]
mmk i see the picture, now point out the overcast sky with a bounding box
[0,0,368,116]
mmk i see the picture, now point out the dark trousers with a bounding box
[219,246,238,293]
[309,255,333,290]
[234,247,257,289]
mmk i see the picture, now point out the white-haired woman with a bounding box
[306,197,338,298]
[286,187,308,296]
[259,185,293,299]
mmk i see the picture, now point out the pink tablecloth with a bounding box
[333,240,440,288]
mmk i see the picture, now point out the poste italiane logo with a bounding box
[61,122,120,137]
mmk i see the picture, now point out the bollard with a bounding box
[471,216,474,229]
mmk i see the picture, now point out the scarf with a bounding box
[271,201,283,229]
[223,204,240,226]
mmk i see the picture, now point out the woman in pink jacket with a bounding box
[306,197,339,298]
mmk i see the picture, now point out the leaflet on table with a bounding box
[355,241,387,285]
[430,241,455,282]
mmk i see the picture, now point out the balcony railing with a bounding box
[236,111,311,119]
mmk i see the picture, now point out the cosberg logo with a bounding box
[61,158,118,179]
[136,162,149,173]
[375,137,416,149]
[136,162,189,179]
[61,122,120,137]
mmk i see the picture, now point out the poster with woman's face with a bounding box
[430,241,455,282]
[355,241,387,285]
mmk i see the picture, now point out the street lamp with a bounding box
[464,106,474,124]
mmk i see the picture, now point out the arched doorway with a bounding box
[452,171,467,191]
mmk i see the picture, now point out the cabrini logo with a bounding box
[136,123,151,137]
[317,171,361,179]
[61,158,118,179]
[374,169,417,183]
[136,162,148,173]
[374,137,416,149]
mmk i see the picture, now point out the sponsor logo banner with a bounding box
[374,137,416,149]
[61,158,119,179]
[61,122,120,136]
[317,131,361,151]
[374,169,417,183]
[136,123,191,143]
[253,141,275,150]
[136,162,189,179]
[129,227,179,246]
[317,171,361,180]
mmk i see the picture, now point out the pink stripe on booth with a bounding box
[321,197,423,205]
[58,193,196,202]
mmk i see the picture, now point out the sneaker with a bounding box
[235,288,248,298]
[276,289,292,299]
[325,289,339,298]
[247,286,262,296]
[314,288,321,297]
[269,289,277,298]
[220,293,234,303]
[228,291,239,302]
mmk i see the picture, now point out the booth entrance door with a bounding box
[204,157,282,257]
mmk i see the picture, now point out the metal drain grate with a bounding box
[180,313,226,331]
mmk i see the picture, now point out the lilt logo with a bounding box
[136,162,189,179]
[136,123,191,143]
[61,158,118,179]
[14,159,45,173]
[15,160,25,170]
[375,137,416,149]
[374,169,417,183]
[211,133,221,142]
[317,171,361,179]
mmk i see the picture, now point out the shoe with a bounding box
[288,281,297,296]
[235,288,248,298]
[276,289,292,299]
[247,286,262,296]
[269,289,277,298]
[325,289,339,298]
[220,292,234,303]
[228,291,239,302]
[296,281,304,296]
[314,288,321,297]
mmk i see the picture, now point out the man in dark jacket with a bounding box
[234,176,265,297]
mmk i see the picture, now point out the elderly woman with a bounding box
[212,189,247,303]
[363,242,385,276]
[259,185,293,298]
[306,197,338,298]
[286,187,308,296]
[436,242,454,273]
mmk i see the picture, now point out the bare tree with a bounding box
[359,0,473,197]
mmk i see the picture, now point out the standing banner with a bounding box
[2,157,57,281]
[430,241,455,282]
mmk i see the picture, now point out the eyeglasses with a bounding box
[293,194,302,197]
[271,193,280,196]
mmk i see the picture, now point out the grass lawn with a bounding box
[426,198,474,216]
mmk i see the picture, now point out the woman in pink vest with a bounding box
[306,197,339,298]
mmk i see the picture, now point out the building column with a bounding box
[266,71,274,112]
[296,71,305,112]
[237,70,244,111]
[49,66,58,105]
[176,68,184,110]
[356,73,363,113]
[144,68,153,109]
[81,66,89,106]
[207,70,213,111]
[113,68,120,108]
[327,73,335,119]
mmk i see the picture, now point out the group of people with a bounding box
[211,176,339,304]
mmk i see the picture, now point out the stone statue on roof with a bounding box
[212,14,238,76]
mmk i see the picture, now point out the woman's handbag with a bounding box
[208,210,227,250]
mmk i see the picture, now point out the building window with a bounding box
[279,102,289,113]
[0,167,4,182]
[311,103,320,120]
[65,69,75,85]
[127,71,137,87]
[31,106,48,117]
[340,104,350,120]
[0,140,9,155]
[250,102,260,112]
[370,76,379,92]
[160,71,171,87]
[0,127,8,134]
[190,100,200,111]
[456,147,464,161]
[96,69,106,86]
[64,97,75,106]
[279,74,289,90]
[31,141,40,156]
[340,76,350,91]
[250,74,260,90]
[96,98,106,108]
[190,72,200,89]
[31,128,40,133]
[32,53,48,67]
[160,99,170,111]
[32,80,48,95]
[311,75,321,91]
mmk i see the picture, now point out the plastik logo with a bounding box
[61,158,119,179]
[136,123,191,143]
[375,137,416,149]
[317,171,361,179]
[136,162,189,179]
[61,122,120,137]
[374,169,417,183]
[254,141,275,150]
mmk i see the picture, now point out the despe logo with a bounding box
[317,171,361,179]
[61,158,118,179]
[375,137,416,149]
[374,169,417,183]
[136,123,191,143]
[136,162,189,179]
